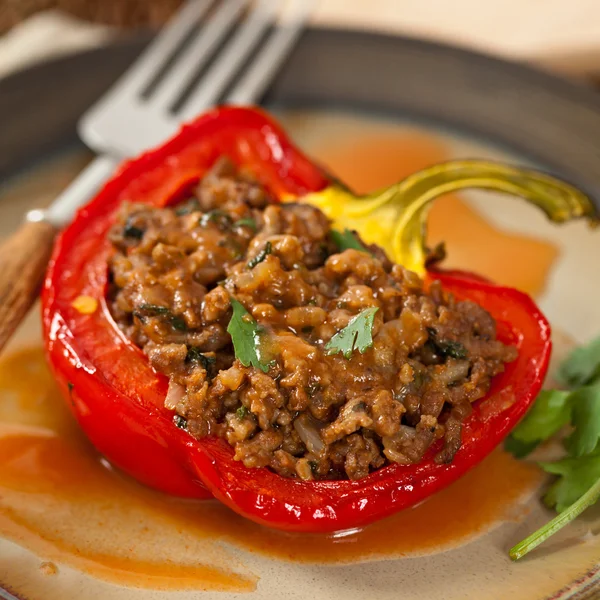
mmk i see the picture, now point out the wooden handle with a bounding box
[0,220,57,352]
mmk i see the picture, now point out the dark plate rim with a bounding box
[2,28,600,200]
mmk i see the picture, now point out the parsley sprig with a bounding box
[325,307,379,359]
[227,297,272,373]
[507,335,600,559]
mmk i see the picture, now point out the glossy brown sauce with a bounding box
[0,128,553,592]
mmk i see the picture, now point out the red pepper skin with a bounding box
[43,106,551,531]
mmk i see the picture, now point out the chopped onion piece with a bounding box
[165,380,185,410]
[294,413,325,454]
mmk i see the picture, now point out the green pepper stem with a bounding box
[304,160,598,274]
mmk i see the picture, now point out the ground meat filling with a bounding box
[108,157,517,481]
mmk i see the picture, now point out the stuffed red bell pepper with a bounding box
[42,106,597,532]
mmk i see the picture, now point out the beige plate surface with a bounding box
[0,109,599,599]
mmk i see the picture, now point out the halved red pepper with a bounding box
[42,106,595,531]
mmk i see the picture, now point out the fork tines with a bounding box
[131,0,312,117]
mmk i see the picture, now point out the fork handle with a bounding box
[0,220,57,351]
[0,154,118,354]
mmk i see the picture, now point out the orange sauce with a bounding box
[0,348,257,592]
[0,347,541,589]
[310,131,557,297]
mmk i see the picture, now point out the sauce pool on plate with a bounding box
[0,347,541,590]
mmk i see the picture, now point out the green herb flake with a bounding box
[219,238,244,260]
[136,304,170,316]
[173,414,188,430]
[123,223,144,240]
[67,381,75,406]
[227,297,272,373]
[305,382,321,396]
[247,241,272,269]
[441,340,468,360]
[427,328,468,360]
[170,316,187,331]
[565,385,600,457]
[325,307,379,359]
[175,198,201,216]
[186,347,216,371]
[236,406,249,420]
[233,217,257,232]
[199,210,233,230]
[133,304,187,332]
[318,243,330,262]
[330,229,371,255]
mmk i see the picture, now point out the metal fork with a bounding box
[0,0,312,352]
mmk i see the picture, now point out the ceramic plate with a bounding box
[1,28,600,600]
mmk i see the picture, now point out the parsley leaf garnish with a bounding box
[504,435,540,460]
[507,389,572,455]
[325,307,379,359]
[507,335,600,560]
[330,229,372,255]
[227,297,272,373]
[540,450,600,512]
[565,386,600,457]
[557,336,600,387]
